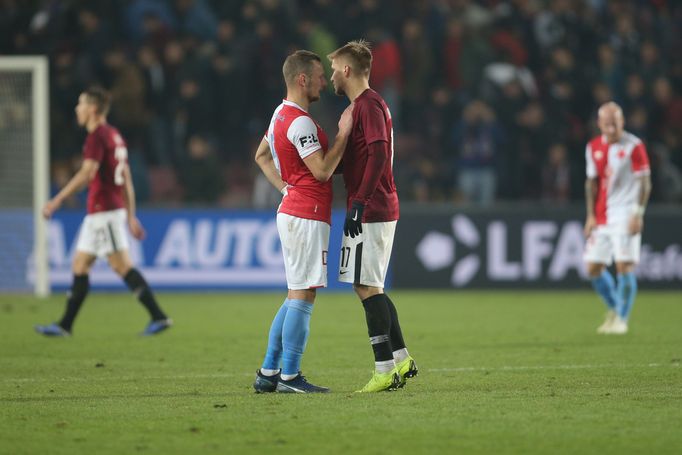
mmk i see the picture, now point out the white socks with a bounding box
[393,348,409,364]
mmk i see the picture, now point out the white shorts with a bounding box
[338,221,397,288]
[583,224,641,265]
[76,208,130,258]
[277,212,329,290]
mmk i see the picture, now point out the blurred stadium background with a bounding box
[1,2,681,454]
[1,0,681,293]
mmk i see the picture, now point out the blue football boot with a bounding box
[276,373,330,393]
[34,323,70,337]
[141,318,173,336]
[253,369,280,393]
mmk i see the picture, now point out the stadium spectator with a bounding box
[1,0,679,207]
[452,99,502,205]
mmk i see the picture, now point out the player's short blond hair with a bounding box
[83,86,111,116]
[282,50,321,86]
[327,40,372,76]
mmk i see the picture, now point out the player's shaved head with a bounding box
[327,40,373,77]
[282,50,321,86]
[83,86,111,116]
[597,101,624,143]
[598,101,623,120]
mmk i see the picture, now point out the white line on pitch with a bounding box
[2,362,679,384]
[427,363,680,372]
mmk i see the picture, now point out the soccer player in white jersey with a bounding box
[252,50,353,393]
[584,102,651,335]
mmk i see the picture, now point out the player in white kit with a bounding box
[252,50,353,393]
[583,102,651,334]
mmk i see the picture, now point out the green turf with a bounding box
[1,290,680,454]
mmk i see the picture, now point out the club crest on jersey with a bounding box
[299,134,319,147]
[594,150,604,160]
[617,149,626,158]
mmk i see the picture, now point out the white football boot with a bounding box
[597,310,616,334]
[606,316,628,335]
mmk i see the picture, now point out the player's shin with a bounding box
[123,268,167,320]
[58,274,90,332]
[384,294,408,361]
[591,270,621,311]
[362,294,395,372]
[261,299,289,373]
[281,299,313,379]
[617,272,638,320]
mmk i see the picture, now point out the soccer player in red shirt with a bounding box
[35,87,172,337]
[584,102,651,335]
[253,50,353,393]
[328,41,418,392]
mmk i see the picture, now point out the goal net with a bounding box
[0,57,49,296]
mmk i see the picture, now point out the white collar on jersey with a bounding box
[282,99,308,113]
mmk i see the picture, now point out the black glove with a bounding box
[344,201,364,238]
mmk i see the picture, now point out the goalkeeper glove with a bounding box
[344,201,364,238]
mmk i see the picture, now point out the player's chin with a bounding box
[334,87,345,96]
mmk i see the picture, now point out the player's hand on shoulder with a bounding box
[129,217,146,240]
[338,103,354,137]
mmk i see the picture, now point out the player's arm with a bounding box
[343,140,388,238]
[121,163,146,240]
[629,173,652,235]
[42,159,99,219]
[254,137,288,194]
[584,177,598,237]
[303,104,354,182]
[583,144,598,238]
[628,142,652,235]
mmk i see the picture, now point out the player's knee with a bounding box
[616,262,635,274]
[585,262,605,278]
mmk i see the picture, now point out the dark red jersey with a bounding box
[342,89,399,222]
[83,123,127,214]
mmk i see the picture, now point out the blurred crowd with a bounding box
[2,0,681,207]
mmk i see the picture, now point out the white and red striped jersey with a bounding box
[265,99,331,224]
[585,131,650,226]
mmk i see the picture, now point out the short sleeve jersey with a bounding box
[342,89,399,222]
[83,124,127,214]
[585,131,650,226]
[265,100,331,224]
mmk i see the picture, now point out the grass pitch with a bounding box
[1,290,680,454]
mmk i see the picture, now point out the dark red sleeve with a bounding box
[83,133,104,162]
[631,142,650,174]
[359,100,389,145]
[352,141,388,205]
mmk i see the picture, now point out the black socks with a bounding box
[124,268,167,321]
[59,274,90,332]
[362,294,393,362]
[385,294,406,352]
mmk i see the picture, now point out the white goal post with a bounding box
[0,56,50,297]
